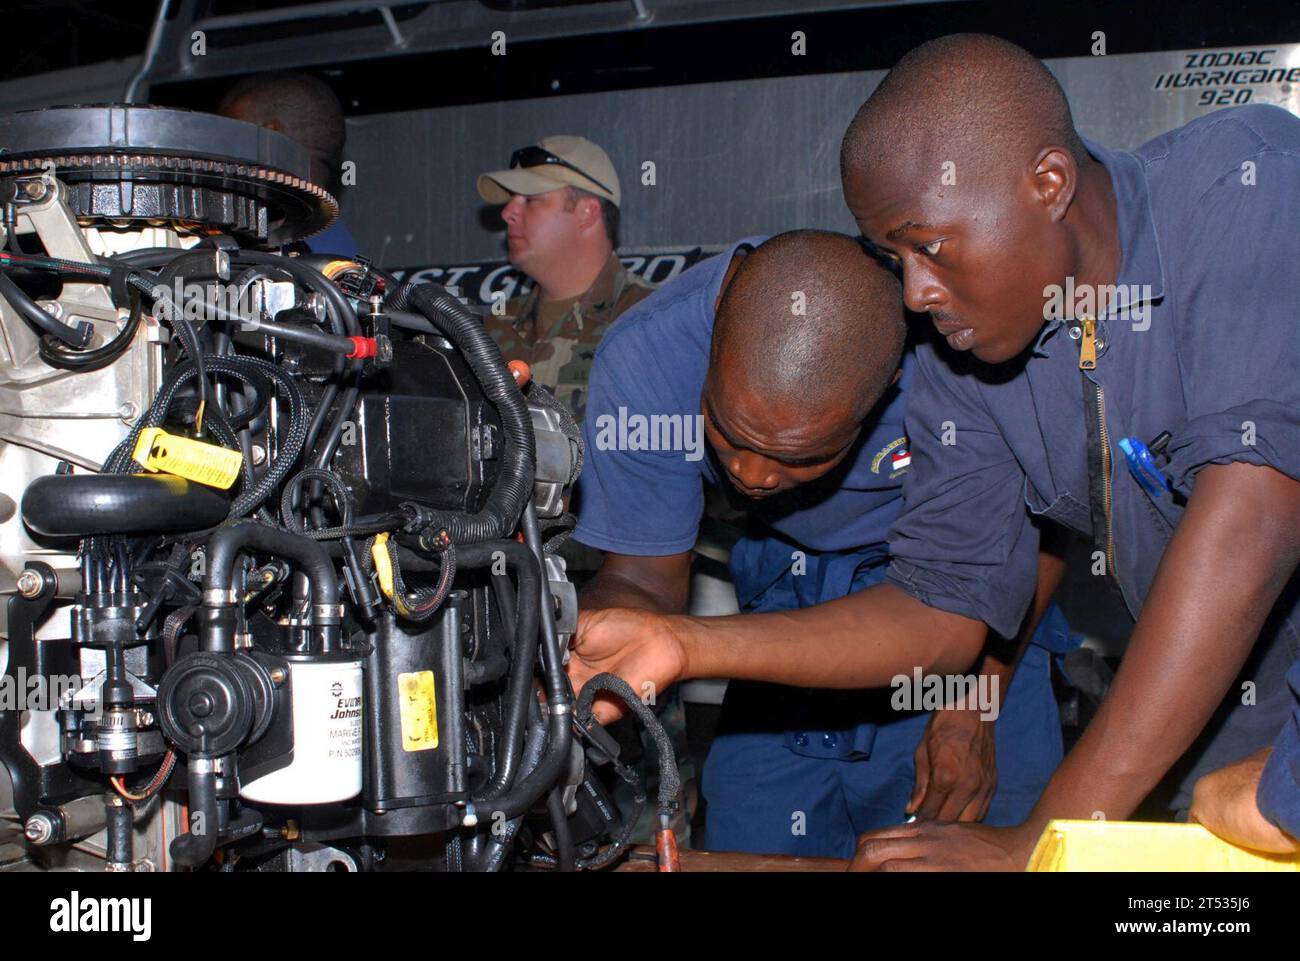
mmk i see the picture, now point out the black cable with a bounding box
[300,383,339,472]
[147,254,224,438]
[100,247,193,269]
[312,377,360,475]
[405,284,536,544]
[216,366,271,433]
[280,468,354,533]
[469,504,571,820]
[201,300,358,356]
[575,673,681,819]
[452,540,540,801]
[103,354,308,520]
[297,511,411,542]
[528,673,675,872]
[37,288,142,372]
[384,532,455,622]
[229,255,360,521]
[0,272,92,347]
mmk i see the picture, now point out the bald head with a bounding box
[709,230,904,426]
[220,73,346,193]
[838,35,1110,365]
[842,33,1086,190]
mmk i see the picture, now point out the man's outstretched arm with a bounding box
[850,461,1300,870]
[569,579,988,724]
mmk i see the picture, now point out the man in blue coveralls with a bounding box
[571,229,1071,858]
[569,35,1300,870]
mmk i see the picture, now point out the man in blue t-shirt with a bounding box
[572,230,1070,858]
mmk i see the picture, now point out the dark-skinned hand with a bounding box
[1190,749,1299,854]
[909,706,998,822]
[566,606,688,725]
[848,819,1039,872]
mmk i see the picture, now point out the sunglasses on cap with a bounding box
[509,145,614,197]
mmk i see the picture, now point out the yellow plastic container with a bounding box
[1027,819,1300,872]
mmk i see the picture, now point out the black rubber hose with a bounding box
[522,503,568,711]
[300,382,339,470]
[546,787,576,872]
[406,284,535,543]
[466,651,509,685]
[312,377,360,474]
[474,713,548,872]
[106,800,133,865]
[170,758,219,868]
[0,272,92,347]
[205,521,338,608]
[202,302,358,356]
[477,713,570,824]
[101,247,194,269]
[454,540,540,797]
[490,569,518,653]
[259,316,357,354]
[470,505,572,820]
[302,375,360,529]
[21,474,231,536]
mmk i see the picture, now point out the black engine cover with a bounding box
[336,333,501,517]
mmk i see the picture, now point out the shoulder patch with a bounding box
[870,436,911,477]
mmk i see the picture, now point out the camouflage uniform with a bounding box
[481,253,654,422]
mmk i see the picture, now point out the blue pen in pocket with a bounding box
[1119,430,1172,497]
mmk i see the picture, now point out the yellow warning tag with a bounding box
[398,670,439,752]
[131,427,243,490]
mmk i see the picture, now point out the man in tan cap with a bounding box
[477,135,654,421]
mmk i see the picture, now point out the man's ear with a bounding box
[713,248,749,314]
[576,196,602,232]
[1032,146,1078,223]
